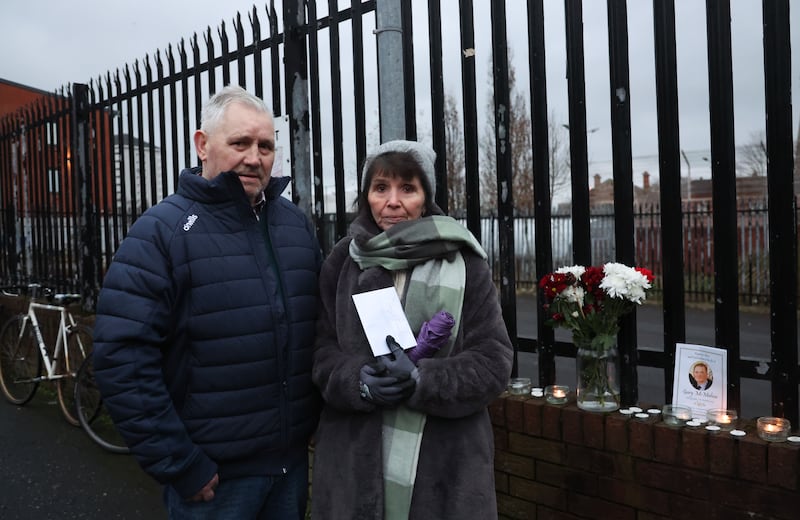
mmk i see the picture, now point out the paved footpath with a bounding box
[0,390,164,520]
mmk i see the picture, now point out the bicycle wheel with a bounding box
[75,353,130,454]
[0,315,41,405]
[57,324,92,426]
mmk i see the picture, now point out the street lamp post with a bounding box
[562,124,599,164]
[681,149,691,202]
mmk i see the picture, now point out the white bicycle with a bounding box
[0,283,92,426]
[73,352,130,453]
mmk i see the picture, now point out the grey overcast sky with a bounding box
[2,0,798,185]
[0,0,259,91]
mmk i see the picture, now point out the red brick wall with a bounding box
[491,394,800,519]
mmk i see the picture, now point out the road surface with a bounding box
[0,390,164,520]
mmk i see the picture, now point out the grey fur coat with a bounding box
[310,216,513,519]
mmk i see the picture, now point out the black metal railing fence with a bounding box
[0,0,797,423]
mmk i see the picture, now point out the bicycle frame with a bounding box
[19,300,83,382]
[1,286,92,426]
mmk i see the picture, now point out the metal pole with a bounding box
[375,0,406,141]
[490,0,518,376]
[282,0,313,217]
[681,149,691,201]
[607,0,638,407]
[564,0,592,266]
[9,123,23,281]
[654,0,687,404]
[706,0,741,413]
[763,0,797,424]
[71,84,99,310]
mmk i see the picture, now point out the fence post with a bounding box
[607,0,638,407]
[375,0,406,141]
[70,84,99,311]
[763,0,798,425]
[282,0,313,218]
[706,0,742,413]
[653,0,687,403]
[6,123,23,281]
[489,0,519,375]
[20,119,33,280]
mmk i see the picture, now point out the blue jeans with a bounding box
[163,464,308,520]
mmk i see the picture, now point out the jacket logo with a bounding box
[183,214,198,231]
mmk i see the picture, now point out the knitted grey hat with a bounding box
[360,139,437,198]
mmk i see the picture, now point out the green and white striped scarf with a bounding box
[350,215,486,519]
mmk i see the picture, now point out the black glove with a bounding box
[359,360,415,407]
[382,335,420,384]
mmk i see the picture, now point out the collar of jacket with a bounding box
[181,167,292,204]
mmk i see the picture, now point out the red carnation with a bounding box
[635,267,655,283]
[539,272,572,301]
[582,266,604,292]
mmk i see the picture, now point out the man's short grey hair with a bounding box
[200,85,273,133]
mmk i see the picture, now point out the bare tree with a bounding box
[738,130,767,177]
[508,86,535,214]
[479,55,570,214]
[443,93,467,217]
[479,58,534,215]
[548,118,571,203]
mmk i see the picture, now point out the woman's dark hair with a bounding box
[355,151,437,215]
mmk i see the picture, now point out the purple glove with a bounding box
[408,310,455,364]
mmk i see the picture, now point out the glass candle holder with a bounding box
[757,417,791,442]
[662,405,692,427]
[508,378,532,395]
[545,385,569,405]
[706,409,737,431]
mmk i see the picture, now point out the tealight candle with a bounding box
[662,405,692,427]
[545,385,569,405]
[508,378,532,395]
[757,417,790,442]
[706,409,737,432]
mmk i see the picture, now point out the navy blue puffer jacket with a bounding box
[93,168,321,498]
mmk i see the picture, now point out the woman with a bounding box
[311,139,513,519]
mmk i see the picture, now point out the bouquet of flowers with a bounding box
[539,262,654,349]
[539,262,654,410]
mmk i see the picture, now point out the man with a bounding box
[93,85,321,519]
[689,361,713,390]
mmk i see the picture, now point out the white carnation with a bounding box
[556,265,586,279]
[561,285,585,304]
[600,262,652,303]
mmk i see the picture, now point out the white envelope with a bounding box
[352,287,417,356]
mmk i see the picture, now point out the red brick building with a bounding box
[1,78,115,214]
[0,78,52,118]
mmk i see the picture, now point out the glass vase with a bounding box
[575,342,621,412]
